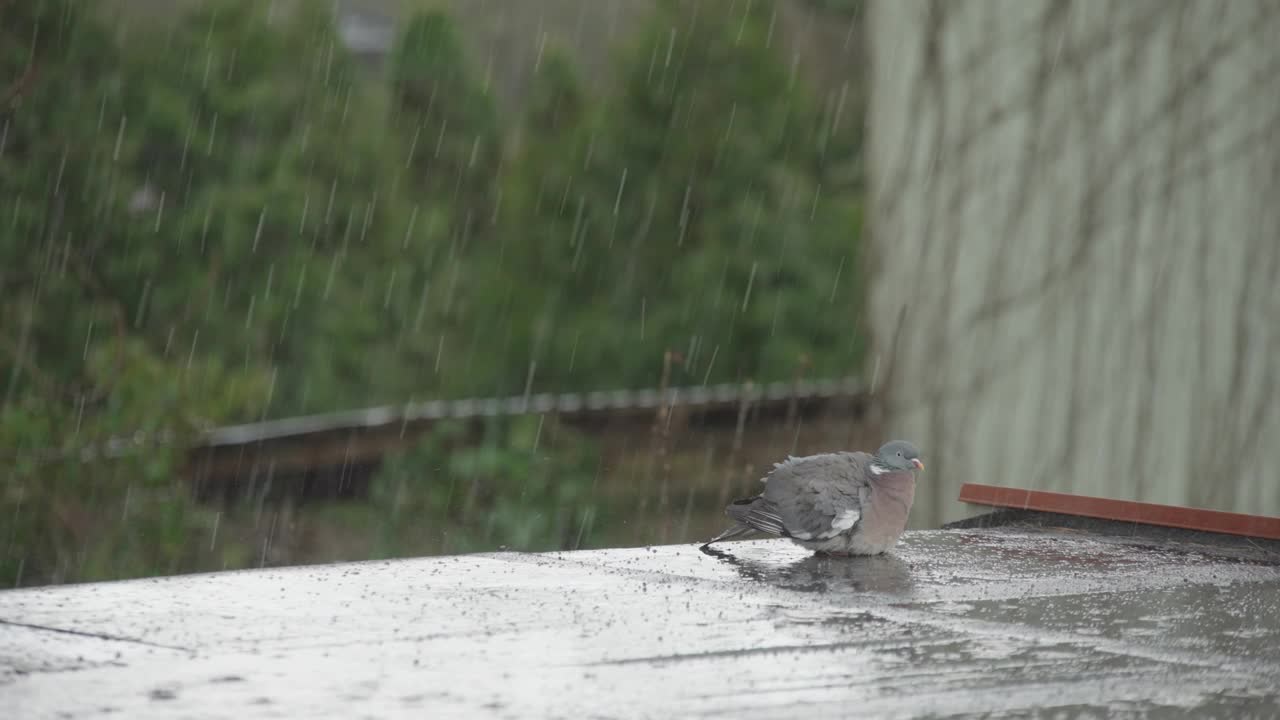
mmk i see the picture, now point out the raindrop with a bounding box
[291,267,307,310]
[360,193,377,244]
[120,483,133,522]
[153,191,166,232]
[702,345,720,385]
[736,0,753,45]
[646,35,659,83]
[112,115,127,162]
[299,193,310,235]
[413,281,430,331]
[532,414,545,454]
[82,319,95,361]
[74,394,86,437]
[403,204,420,249]
[406,124,421,168]
[523,361,538,410]
[829,256,846,303]
[323,255,339,299]
[133,279,152,328]
[741,261,758,312]
[583,131,597,169]
[383,269,398,309]
[206,112,218,155]
[186,330,199,372]
[435,120,449,157]
[832,81,850,133]
[535,31,548,71]
[259,512,277,568]
[200,204,212,252]
[210,512,221,551]
[613,168,629,216]
[253,207,266,252]
[53,146,67,195]
[842,6,860,51]
[677,184,692,246]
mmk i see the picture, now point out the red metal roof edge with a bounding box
[958,483,1280,541]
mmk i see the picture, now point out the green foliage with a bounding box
[524,50,586,138]
[1,0,867,587]
[390,11,500,230]
[462,1,866,394]
[1,0,258,586]
[369,417,601,555]
[117,0,446,415]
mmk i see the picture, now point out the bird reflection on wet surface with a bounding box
[699,544,915,595]
[4,530,1278,718]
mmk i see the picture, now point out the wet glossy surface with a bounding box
[2,529,1278,718]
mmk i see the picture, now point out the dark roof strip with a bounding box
[958,483,1280,541]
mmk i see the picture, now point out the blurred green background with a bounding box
[1,0,869,587]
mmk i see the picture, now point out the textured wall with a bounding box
[866,0,1280,524]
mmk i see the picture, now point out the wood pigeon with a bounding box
[702,440,924,556]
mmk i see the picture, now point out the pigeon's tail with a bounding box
[700,523,755,549]
[700,496,765,548]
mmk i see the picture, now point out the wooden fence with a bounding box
[187,377,869,503]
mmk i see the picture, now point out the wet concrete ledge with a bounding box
[2,528,1278,718]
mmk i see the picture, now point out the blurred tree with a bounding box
[464,0,866,395]
[390,10,500,246]
[0,0,870,587]
[384,9,506,397]
[0,0,269,586]
[119,0,447,415]
[370,416,602,556]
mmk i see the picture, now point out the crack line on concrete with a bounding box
[0,618,195,653]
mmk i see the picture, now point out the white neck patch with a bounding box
[869,462,889,475]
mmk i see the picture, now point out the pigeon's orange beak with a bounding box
[911,458,925,471]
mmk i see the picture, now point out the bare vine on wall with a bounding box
[867,0,1280,522]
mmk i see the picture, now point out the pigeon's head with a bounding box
[876,440,924,472]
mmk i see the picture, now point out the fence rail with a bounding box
[187,376,868,501]
[14,377,868,500]
[203,376,865,447]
